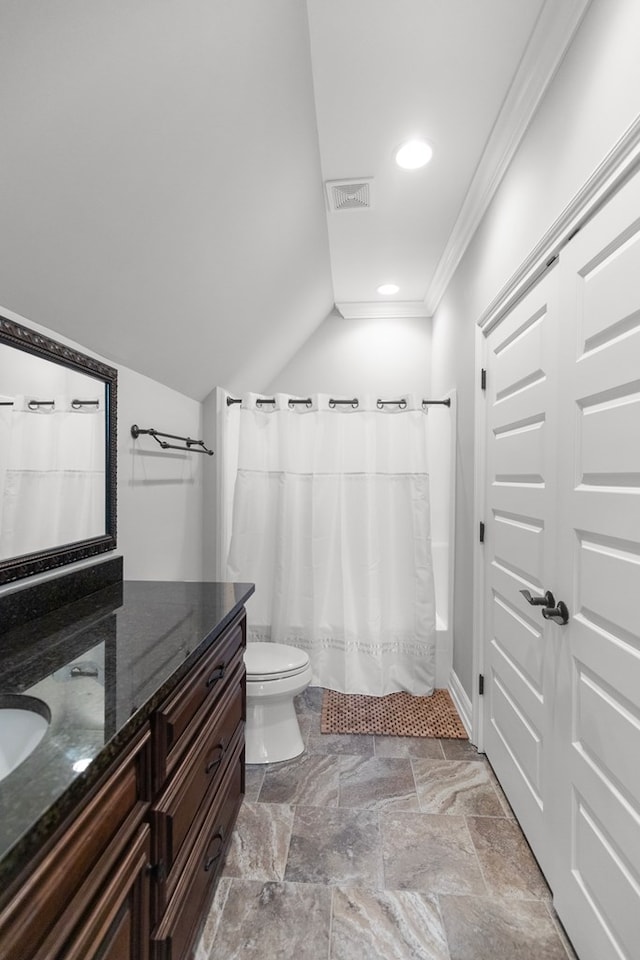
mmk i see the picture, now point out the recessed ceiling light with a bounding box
[395,139,433,170]
[377,283,399,295]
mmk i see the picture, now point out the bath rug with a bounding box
[321,688,467,739]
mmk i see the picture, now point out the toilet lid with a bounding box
[244,642,310,681]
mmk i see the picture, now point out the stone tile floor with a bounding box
[195,688,578,959]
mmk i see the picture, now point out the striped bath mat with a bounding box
[321,688,467,739]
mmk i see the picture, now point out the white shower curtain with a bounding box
[222,392,436,696]
[0,395,104,559]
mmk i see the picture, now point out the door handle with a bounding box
[542,601,570,625]
[520,589,555,608]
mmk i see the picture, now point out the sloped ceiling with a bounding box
[0,0,333,399]
[0,1,588,400]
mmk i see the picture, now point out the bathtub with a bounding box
[432,540,452,688]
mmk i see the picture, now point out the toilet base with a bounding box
[245,670,311,764]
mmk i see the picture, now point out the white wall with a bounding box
[266,313,432,397]
[0,305,204,588]
[432,0,640,698]
[118,365,204,580]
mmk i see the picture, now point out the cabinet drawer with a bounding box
[0,726,151,960]
[153,613,245,783]
[151,737,244,960]
[153,667,244,893]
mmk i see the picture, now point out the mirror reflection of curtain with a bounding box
[223,392,436,696]
[0,396,104,559]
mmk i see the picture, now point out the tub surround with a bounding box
[0,578,254,898]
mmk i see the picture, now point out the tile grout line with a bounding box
[279,799,296,883]
[327,886,334,960]
[375,807,385,892]
[408,756,423,813]
[463,813,491,897]
[203,876,232,959]
[434,893,454,960]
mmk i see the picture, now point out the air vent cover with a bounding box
[325,178,373,212]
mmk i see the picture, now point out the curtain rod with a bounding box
[226,396,451,409]
[0,399,99,409]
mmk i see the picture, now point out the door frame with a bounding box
[470,113,640,751]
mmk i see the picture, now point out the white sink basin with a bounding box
[0,695,51,783]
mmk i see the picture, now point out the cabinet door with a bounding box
[58,823,151,960]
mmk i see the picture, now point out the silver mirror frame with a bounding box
[0,314,117,585]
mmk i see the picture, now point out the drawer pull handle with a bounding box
[204,828,225,872]
[206,665,226,688]
[206,742,226,774]
[147,860,166,881]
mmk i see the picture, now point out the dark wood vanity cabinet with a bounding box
[0,608,246,960]
[150,611,246,959]
[0,726,152,960]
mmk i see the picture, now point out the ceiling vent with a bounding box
[325,178,373,212]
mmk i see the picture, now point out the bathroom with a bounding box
[1,2,640,958]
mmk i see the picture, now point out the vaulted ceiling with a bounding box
[0,1,587,399]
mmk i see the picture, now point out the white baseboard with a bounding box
[448,669,473,740]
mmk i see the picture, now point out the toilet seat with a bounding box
[244,641,310,682]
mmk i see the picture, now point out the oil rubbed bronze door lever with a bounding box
[520,589,555,608]
[541,601,570,625]
[520,589,570,625]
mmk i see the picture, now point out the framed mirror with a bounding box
[0,314,117,585]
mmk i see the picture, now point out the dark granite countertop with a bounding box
[0,579,254,893]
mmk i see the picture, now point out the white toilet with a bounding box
[244,641,312,764]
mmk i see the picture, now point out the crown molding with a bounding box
[423,0,592,316]
[335,301,431,319]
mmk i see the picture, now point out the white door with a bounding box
[552,168,640,960]
[482,267,560,882]
[482,166,640,959]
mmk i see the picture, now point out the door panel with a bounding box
[483,269,559,879]
[577,532,640,638]
[490,668,543,795]
[571,793,638,960]
[493,416,546,484]
[553,167,640,960]
[579,391,640,483]
[579,219,640,347]
[493,511,545,585]
[492,594,545,698]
